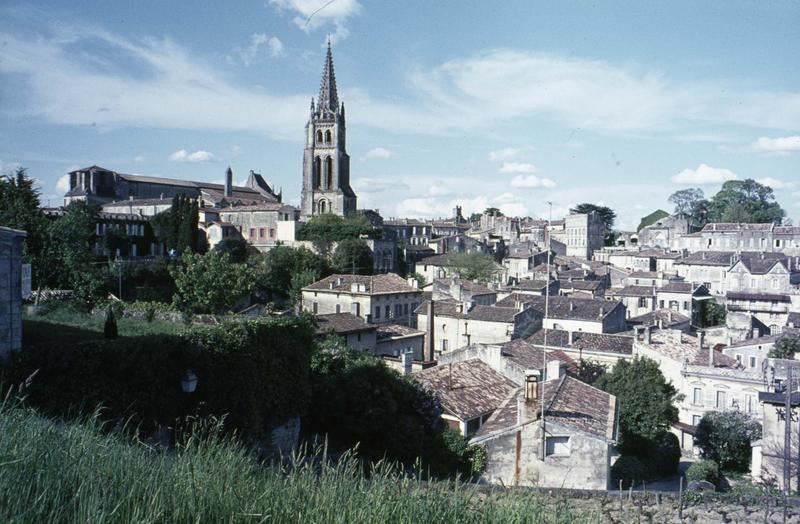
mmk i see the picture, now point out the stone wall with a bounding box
[0,230,25,360]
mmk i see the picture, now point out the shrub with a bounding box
[103,307,118,339]
[612,455,648,489]
[170,251,256,314]
[5,316,315,442]
[686,459,719,485]
[646,430,681,478]
[695,411,761,471]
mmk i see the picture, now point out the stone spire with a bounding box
[317,39,339,115]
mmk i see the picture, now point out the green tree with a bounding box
[258,245,331,303]
[150,194,199,253]
[297,214,383,256]
[446,251,499,283]
[213,237,259,264]
[707,179,785,224]
[170,251,256,314]
[694,411,761,471]
[698,299,726,327]
[572,359,607,386]
[483,207,503,217]
[331,238,373,275]
[48,201,104,308]
[0,167,53,291]
[768,335,800,359]
[570,203,617,244]
[668,188,706,219]
[596,356,681,452]
[305,339,466,476]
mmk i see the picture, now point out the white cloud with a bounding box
[55,174,70,193]
[168,149,218,163]
[499,162,537,174]
[756,177,795,190]
[489,147,523,161]
[510,175,556,189]
[428,181,452,197]
[133,155,145,162]
[363,147,392,159]
[752,136,800,155]
[239,33,284,66]
[269,0,360,43]
[351,177,408,193]
[671,164,738,185]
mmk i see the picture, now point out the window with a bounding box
[269,228,275,238]
[692,415,701,426]
[259,228,265,239]
[316,130,323,143]
[385,305,390,318]
[249,228,256,239]
[395,304,402,317]
[745,394,754,413]
[357,333,362,342]
[404,303,409,315]
[693,388,703,405]
[659,300,665,308]
[683,301,689,310]
[325,130,332,143]
[335,304,341,313]
[638,297,647,307]
[441,339,449,351]
[312,302,318,314]
[374,306,381,319]
[545,436,570,457]
[716,390,727,409]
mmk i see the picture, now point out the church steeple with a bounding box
[317,40,339,115]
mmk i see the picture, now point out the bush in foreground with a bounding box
[0,405,595,523]
[686,460,720,485]
[695,411,761,471]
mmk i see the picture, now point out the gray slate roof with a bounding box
[496,294,621,322]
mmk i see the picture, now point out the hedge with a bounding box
[686,459,720,485]
[3,316,315,442]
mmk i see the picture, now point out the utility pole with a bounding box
[784,363,793,494]
[541,200,552,463]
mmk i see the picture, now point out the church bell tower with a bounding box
[301,42,357,219]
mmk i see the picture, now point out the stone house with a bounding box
[215,203,299,252]
[416,300,542,356]
[562,211,605,260]
[526,329,634,368]
[383,218,431,246]
[721,332,799,372]
[637,215,691,248]
[656,282,710,326]
[0,227,26,361]
[471,373,617,490]
[675,222,800,256]
[609,286,657,319]
[726,292,793,336]
[432,277,496,306]
[414,359,518,437]
[633,328,764,451]
[375,323,425,360]
[314,313,377,352]
[505,279,560,298]
[557,279,605,297]
[624,271,683,288]
[301,273,422,325]
[673,251,736,295]
[496,294,627,334]
[725,252,794,295]
[627,309,691,332]
[415,253,506,286]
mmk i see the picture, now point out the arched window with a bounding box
[326,157,333,189]
[313,157,321,188]
[316,130,323,143]
[319,200,327,213]
[325,130,332,143]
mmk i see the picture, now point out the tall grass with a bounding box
[0,404,599,523]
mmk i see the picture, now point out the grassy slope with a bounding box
[0,405,597,523]
[23,304,186,349]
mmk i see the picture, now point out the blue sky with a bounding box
[1,0,798,229]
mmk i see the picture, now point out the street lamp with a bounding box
[181,370,198,394]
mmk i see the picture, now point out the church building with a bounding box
[300,42,357,219]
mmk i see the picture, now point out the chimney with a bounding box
[546,359,563,381]
[407,277,419,289]
[401,351,413,375]
[569,301,575,311]
[644,325,652,344]
[567,331,574,345]
[224,166,233,198]
[524,369,540,401]
[598,306,605,318]
[673,329,682,344]
[657,318,664,330]
[425,301,435,362]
